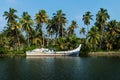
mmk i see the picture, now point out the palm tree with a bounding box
[86,26,100,51]
[20,12,33,47]
[53,10,67,38]
[80,27,86,44]
[0,29,10,48]
[82,11,93,32]
[96,8,110,48]
[66,35,78,50]
[12,21,21,50]
[80,27,86,35]
[3,8,18,28]
[3,8,20,49]
[67,20,78,36]
[35,9,48,47]
[46,19,55,39]
[116,22,120,49]
[105,20,118,50]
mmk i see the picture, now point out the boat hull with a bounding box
[26,52,80,56]
[26,44,81,57]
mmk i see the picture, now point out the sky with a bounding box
[0,0,120,37]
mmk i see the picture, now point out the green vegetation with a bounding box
[0,8,120,55]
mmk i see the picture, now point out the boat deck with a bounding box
[26,53,68,58]
[26,53,68,56]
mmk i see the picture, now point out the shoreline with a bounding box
[88,52,120,57]
[0,52,120,57]
[0,54,25,57]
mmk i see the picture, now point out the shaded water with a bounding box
[0,56,120,80]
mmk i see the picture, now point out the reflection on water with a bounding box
[0,57,120,80]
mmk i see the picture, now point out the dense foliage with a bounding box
[0,8,120,54]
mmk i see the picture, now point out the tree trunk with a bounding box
[15,29,20,51]
[42,30,45,47]
[27,33,30,47]
[100,24,104,49]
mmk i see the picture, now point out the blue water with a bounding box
[0,56,120,80]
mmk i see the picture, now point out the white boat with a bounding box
[26,44,82,56]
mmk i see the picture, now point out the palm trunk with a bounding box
[27,33,30,47]
[43,35,44,47]
[61,27,63,37]
[42,29,44,47]
[15,29,20,51]
[100,24,104,49]
[58,26,60,38]
[87,25,89,33]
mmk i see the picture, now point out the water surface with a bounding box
[0,56,120,80]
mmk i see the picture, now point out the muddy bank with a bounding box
[0,54,25,57]
[88,52,120,57]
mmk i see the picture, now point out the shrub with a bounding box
[23,45,38,53]
[0,46,8,54]
[80,44,90,57]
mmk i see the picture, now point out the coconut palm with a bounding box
[67,20,78,36]
[3,8,21,49]
[20,12,33,47]
[80,27,86,35]
[96,8,110,28]
[53,10,67,38]
[35,9,48,47]
[46,19,56,39]
[3,8,18,28]
[82,11,93,32]
[12,21,21,49]
[0,29,10,48]
[96,8,110,48]
[105,20,118,50]
[79,27,86,44]
[66,35,78,50]
[86,26,100,51]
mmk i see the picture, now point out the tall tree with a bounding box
[67,20,78,36]
[3,8,20,49]
[105,20,118,50]
[86,26,100,51]
[80,27,86,35]
[53,10,67,38]
[82,11,93,32]
[3,8,18,27]
[11,21,21,50]
[96,8,110,48]
[20,12,33,47]
[80,27,86,44]
[35,9,48,47]
[46,19,55,39]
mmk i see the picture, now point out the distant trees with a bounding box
[96,8,110,48]
[3,8,20,50]
[82,11,93,32]
[53,10,67,38]
[80,27,86,35]
[1,7,120,53]
[86,26,100,51]
[68,20,78,36]
[20,12,34,47]
[35,10,48,47]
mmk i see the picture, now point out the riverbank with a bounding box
[0,54,25,57]
[0,52,120,57]
[88,52,120,57]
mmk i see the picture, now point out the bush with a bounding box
[79,44,90,57]
[11,50,25,54]
[23,45,38,53]
[0,46,8,54]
